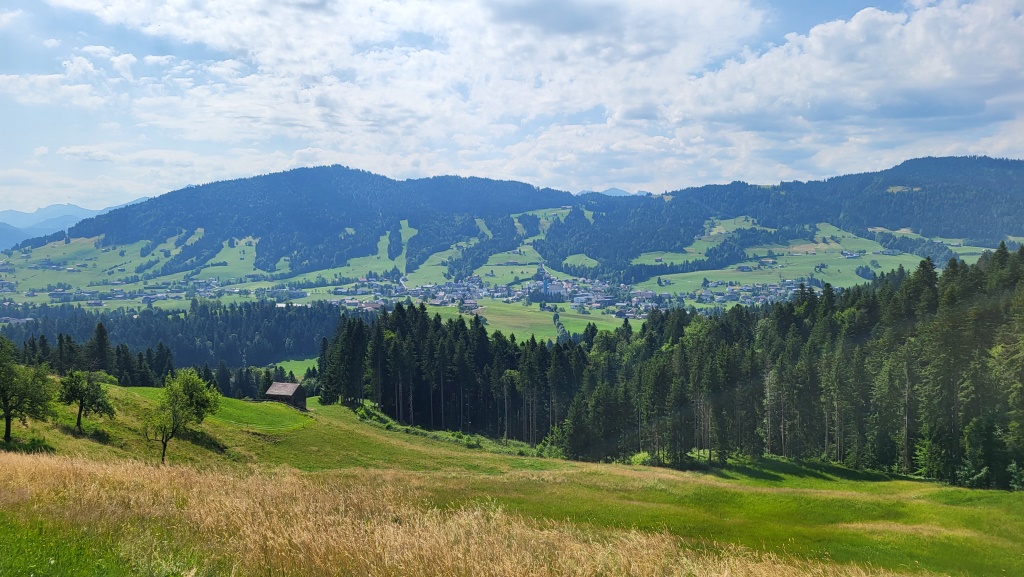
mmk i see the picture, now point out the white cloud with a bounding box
[81,45,114,58]
[660,0,1024,183]
[0,73,107,108]
[4,0,1019,203]
[143,55,175,66]
[62,56,99,79]
[43,38,62,48]
[0,9,22,28]
[33,146,49,156]
[57,145,119,162]
[110,53,138,81]
[0,169,35,186]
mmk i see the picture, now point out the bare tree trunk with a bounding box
[903,352,912,475]
[408,378,414,427]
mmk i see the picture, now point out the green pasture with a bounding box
[561,253,599,268]
[4,383,1023,576]
[630,251,700,265]
[514,207,570,241]
[635,250,925,294]
[272,357,319,378]
[426,299,621,341]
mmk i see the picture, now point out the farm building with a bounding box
[265,382,307,410]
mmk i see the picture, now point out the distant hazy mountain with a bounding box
[0,222,27,252]
[577,187,633,197]
[0,204,101,229]
[0,198,149,249]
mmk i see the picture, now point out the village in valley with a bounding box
[0,214,978,341]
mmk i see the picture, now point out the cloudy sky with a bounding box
[1,0,1022,211]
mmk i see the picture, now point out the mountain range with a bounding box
[0,199,148,249]
[13,156,1024,286]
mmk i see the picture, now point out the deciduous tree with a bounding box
[58,370,115,432]
[0,337,54,443]
[145,368,220,464]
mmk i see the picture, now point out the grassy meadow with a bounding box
[426,299,622,340]
[0,384,1021,576]
[635,223,929,294]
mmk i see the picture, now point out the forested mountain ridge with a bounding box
[536,156,1024,279]
[15,156,1024,286]
[64,167,571,276]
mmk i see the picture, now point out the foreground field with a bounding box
[1,386,1022,576]
[0,452,942,577]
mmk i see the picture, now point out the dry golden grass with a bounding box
[0,452,930,577]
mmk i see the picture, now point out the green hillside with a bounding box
[2,384,1022,576]
[5,157,1022,308]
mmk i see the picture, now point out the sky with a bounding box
[0,0,1022,211]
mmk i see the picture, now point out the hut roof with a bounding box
[266,382,302,397]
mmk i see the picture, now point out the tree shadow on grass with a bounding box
[711,463,786,482]
[182,428,228,454]
[710,457,926,484]
[56,423,113,445]
[1,436,55,454]
[707,458,872,483]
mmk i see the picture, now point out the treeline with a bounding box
[317,244,1024,489]
[0,300,346,369]
[17,322,175,388]
[16,319,303,401]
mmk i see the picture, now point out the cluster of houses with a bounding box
[690,279,814,307]
[24,257,103,274]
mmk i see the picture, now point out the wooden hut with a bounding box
[264,381,307,410]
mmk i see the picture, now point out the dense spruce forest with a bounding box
[0,300,346,369]
[11,320,304,401]
[315,244,1024,489]
[19,156,1024,285]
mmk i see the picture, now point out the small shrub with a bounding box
[1009,462,1024,491]
[630,452,652,466]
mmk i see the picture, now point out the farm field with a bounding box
[426,298,621,340]
[0,384,1021,576]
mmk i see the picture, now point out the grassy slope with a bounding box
[635,223,927,293]
[562,253,599,268]
[2,385,1022,576]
